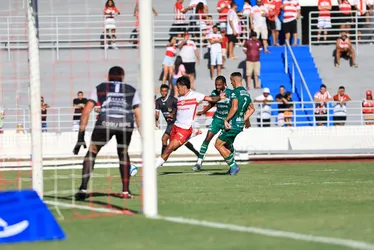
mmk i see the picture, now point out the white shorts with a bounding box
[210,51,223,66]
[275,16,282,31]
[317,17,331,29]
[105,18,116,30]
[222,49,227,59]
[254,26,268,40]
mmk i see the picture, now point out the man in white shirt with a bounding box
[251,0,270,53]
[208,25,223,79]
[254,88,274,127]
[177,32,200,90]
[227,2,240,59]
[155,76,224,168]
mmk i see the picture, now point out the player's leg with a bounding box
[75,128,108,200]
[162,124,173,154]
[215,130,240,176]
[193,119,222,171]
[184,141,199,157]
[115,130,133,199]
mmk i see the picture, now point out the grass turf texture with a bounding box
[1,162,374,250]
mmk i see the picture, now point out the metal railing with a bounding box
[309,10,374,54]
[284,40,313,107]
[0,100,372,133]
[0,13,251,60]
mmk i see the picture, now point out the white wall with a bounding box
[1,126,374,161]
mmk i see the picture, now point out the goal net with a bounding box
[0,0,155,218]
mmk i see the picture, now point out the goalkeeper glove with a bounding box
[73,130,87,155]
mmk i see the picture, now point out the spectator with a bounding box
[251,0,270,53]
[103,0,120,49]
[333,86,351,126]
[317,0,332,43]
[227,2,240,59]
[283,92,294,126]
[254,87,274,127]
[221,28,229,68]
[16,124,25,134]
[172,56,188,97]
[189,0,208,13]
[354,0,373,39]
[274,0,283,45]
[263,0,281,46]
[208,25,223,79]
[275,85,287,126]
[338,0,353,32]
[177,32,200,90]
[335,32,358,68]
[313,84,332,126]
[73,91,88,132]
[217,0,232,28]
[241,0,252,41]
[189,2,206,41]
[362,90,374,125]
[171,0,193,38]
[134,1,158,34]
[162,36,178,85]
[41,96,50,132]
[282,0,301,46]
[243,32,262,89]
[0,107,4,134]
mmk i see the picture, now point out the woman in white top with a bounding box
[104,0,120,49]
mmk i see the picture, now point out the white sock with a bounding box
[197,158,203,165]
[156,157,165,168]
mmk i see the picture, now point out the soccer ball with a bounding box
[130,164,138,177]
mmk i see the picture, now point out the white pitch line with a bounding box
[156,216,374,250]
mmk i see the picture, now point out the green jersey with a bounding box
[211,88,232,120]
[229,86,252,131]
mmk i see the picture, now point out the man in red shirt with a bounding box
[217,0,232,28]
[243,32,262,89]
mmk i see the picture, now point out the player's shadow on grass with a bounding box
[44,194,139,214]
[158,171,185,176]
[209,172,230,176]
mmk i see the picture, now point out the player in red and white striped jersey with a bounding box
[281,0,301,46]
[317,0,332,43]
[155,76,225,168]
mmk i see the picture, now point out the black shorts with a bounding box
[91,127,133,149]
[169,23,187,36]
[337,12,353,25]
[283,20,297,35]
[357,14,367,28]
[267,20,276,30]
[183,62,196,74]
[228,34,238,44]
[164,123,174,136]
[315,113,328,122]
[333,116,347,121]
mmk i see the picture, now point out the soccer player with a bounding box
[215,72,255,176]
[155,84,199,156]
[155,76,225,168]
[193,76,231,171]
[73,66,141,200]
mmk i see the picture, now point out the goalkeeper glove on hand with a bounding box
[73,130,87,155]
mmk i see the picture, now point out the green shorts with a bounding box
[208,118,225,134]
[218,129,241,146]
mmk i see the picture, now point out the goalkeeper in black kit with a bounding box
[73,66,141,200]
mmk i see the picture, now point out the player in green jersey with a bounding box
[192,76,232,171]
[215,72,255,176]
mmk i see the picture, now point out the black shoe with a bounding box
[74,190,88,201]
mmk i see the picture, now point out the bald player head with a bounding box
[230,72,243,88]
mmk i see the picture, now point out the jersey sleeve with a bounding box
[196,92,207,103]
[89,87,98,104]
[73,98,78,105]
[230,89,238,101]
[132,90,141,109]
[327,91,332,99]
[333,95,339,101]
[268,95,274,101]
[210,90,217,97]
[155,99,161,111]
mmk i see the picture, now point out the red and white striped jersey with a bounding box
[174,2,186,24]
[263,0,277,21]
[338,38,349,49]
[104,6,119,17]
[339,0,352,14]
[362,100,374,114]
[175,91,206,129]
[314,91,332,114]
[354,0,371,15]
[318,0,332,17]
[165,45,177,57]
[283,0,300,23]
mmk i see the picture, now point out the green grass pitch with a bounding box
[2,162,374,250]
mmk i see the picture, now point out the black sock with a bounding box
[185,142,199,157]
[79,151,97,191]
[162,144,167,154]
[118,152,130,193]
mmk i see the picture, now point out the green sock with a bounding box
[198,141,209,160]
[224,153,237,169]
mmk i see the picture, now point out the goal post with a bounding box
[139,0,158,217]
[28,0,43,198]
